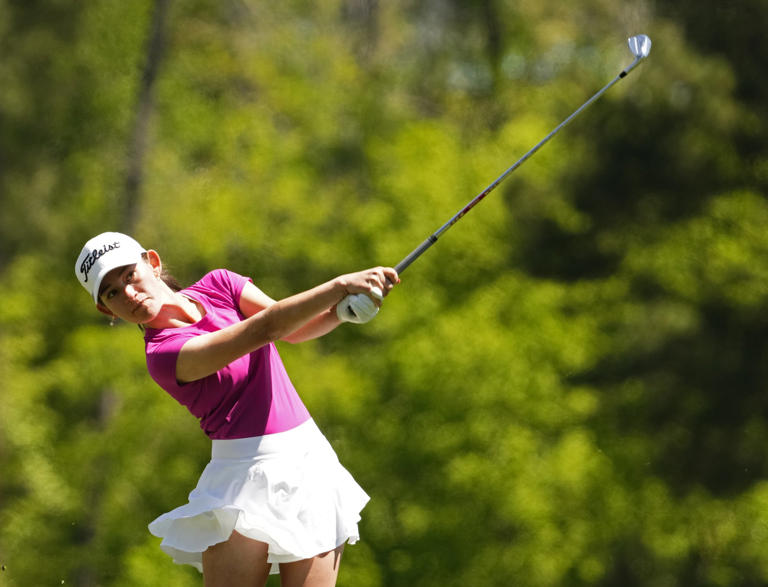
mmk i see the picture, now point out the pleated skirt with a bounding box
[148,419,370,574]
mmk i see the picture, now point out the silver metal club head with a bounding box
[628,34,652,59]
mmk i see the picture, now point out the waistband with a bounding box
[211,419,320,459]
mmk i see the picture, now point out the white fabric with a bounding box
[336,293,379,324]
[75,232,147,302]
[148,419,370,574]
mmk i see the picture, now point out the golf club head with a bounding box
[628,34,652,59]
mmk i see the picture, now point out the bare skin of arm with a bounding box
[238,282,344,344]
[175,268,398,383]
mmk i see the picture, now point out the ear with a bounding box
[145,249,162,276]
[95,303,114,317]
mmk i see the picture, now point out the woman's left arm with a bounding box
[238,282,343,343]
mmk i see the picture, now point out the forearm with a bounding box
[176,267,397,383]
[176,279,345,383]
[281,307,342,343]
[258,267,395,341]
[255,279,345,343]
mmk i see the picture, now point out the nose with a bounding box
[124,283,139,300]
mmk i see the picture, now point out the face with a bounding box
[96,254,168,324]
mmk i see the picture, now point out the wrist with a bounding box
[331,275,351,299]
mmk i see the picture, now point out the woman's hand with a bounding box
[336,267,399,299]
[335,267,399,324]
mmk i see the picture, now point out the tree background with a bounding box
[2,1,768,585]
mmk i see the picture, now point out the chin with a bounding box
[131,308,155,325]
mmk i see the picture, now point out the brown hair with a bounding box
[135,253,184,332]
[141,252,183,292]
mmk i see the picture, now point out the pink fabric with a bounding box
[144,269,311,439]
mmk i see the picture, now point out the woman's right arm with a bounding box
[174,267,398,383]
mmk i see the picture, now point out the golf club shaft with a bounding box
[394,55,644,275]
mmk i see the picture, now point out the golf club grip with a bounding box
[395,235,438,275]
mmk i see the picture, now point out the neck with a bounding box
[146,292,204,329]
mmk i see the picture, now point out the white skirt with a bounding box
[148,419,370,574]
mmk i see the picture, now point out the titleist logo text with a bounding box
[80,241,121,282]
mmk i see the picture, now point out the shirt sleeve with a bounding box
[145,330,197,394]
[205,268,252,311]
[143,269,252,397]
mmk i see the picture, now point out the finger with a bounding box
[381,269,399,291]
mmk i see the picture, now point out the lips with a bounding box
[131,297,149,313]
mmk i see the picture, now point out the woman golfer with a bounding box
[75,231,399,587]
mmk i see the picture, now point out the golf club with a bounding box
[393,34,652,275]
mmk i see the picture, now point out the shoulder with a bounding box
[189,269,252,300]
[197,268,249,288]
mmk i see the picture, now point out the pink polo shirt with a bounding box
[144,269,311,439]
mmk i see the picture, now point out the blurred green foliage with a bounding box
[2,1,768,585]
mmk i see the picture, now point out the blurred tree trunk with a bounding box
[122,0,170,233]
[479,0,502,90]
[70,8,173,584]
[344,0,379,60]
